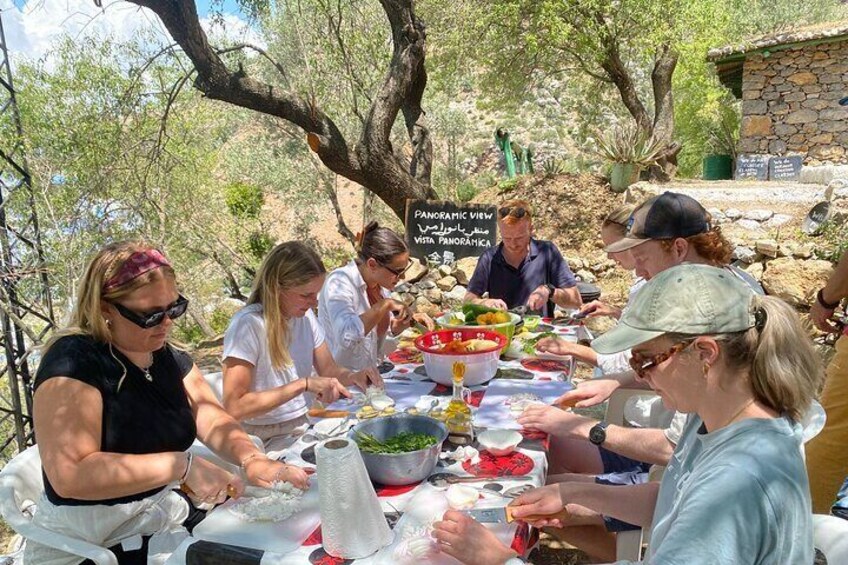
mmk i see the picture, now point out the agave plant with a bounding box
[595,123,665,167]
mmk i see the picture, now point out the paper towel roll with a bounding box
[316,438,392,558]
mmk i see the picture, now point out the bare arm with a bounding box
[821,250,848,305]
[552,285,582,309]
[462,291,507,310]
[510,481,660,529]
[601,425,674,466]
[518,407,674,466]
[185,364,263,464]
[313,342,377,391]
[811,250,848,332]
[34,378,191,500]
[561,481,660,528]
[222,357,307,421]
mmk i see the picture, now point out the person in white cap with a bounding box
[508,264,821,565]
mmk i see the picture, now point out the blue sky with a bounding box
[1,0,259,62]
[9,0,244,15]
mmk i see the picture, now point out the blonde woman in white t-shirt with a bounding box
[222,242,377,451]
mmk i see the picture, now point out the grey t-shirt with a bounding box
[616,413,813,564]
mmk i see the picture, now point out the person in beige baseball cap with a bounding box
[510,264,823,565]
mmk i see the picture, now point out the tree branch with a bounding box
[123,0,435,220]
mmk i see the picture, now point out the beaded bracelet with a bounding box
[179,452,193,484]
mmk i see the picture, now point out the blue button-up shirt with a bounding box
[467,239,577,317]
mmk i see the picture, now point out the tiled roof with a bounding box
[707,21,848,62]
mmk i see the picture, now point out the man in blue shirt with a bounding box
[463,199,581,317]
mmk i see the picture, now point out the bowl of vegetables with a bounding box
[436,304,520,352]
[415,328,506,386]
[351,414,448,485]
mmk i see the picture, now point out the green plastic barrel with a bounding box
[703,154,733,180]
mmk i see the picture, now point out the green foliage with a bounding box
[455,180,478,202]
[815,221,848,263]
[498,178,519,193]
[225,181,265,219]
[542,157,567,177]
[247,230,275,260]
[595,123,665,167]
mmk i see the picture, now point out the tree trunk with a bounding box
[649,43,680,181]
[125,0,435,223]
[602,37,681,182]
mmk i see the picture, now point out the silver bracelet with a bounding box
[239,452,267,471]
[179,452,193,484]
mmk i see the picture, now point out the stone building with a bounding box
[708,22,848,166]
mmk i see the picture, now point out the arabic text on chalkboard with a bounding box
[405,200,498,265]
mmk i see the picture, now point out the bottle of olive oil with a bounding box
[445,361,474,446]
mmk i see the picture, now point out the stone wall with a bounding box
[738,39,848,166]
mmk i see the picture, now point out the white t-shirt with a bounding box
[222,303,324,425]
[318,261,389,372]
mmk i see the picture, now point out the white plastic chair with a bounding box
[814,514,848,562]
[202,371,224,403]
[0,445,119,565]
[191,371,265,472]
[603,387,659,561]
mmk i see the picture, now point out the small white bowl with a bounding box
[478,429,522,456]
[446,484,480,510]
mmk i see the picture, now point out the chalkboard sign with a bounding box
[769,156,803,181]
[802,201,831,235]
[734,154,769,180]
[405,200,497,265]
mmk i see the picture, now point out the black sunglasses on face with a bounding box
[112,295,189,329]
[377,259,411,278]
[498,206,527,219]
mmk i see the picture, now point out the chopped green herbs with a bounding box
[355,431,439,454]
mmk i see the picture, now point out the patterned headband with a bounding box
[103,249,171,292]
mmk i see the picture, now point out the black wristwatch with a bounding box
[589,421,609,446]
[545,283,556,298]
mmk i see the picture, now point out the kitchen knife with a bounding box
[464,505,569,524]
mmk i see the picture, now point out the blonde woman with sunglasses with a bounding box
[509,264,822,564]
[27,241,305,565]
[318,221,434,377]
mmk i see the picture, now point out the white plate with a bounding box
[312,417,353,437]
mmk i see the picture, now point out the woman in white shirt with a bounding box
[222,242,378,451]
[318,222,434,373]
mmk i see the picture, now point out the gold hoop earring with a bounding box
[703,363,710,376]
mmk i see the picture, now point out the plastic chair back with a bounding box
[814,514,848,561]
[0,445,118,565]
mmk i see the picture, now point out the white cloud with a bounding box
[0,0,264,68]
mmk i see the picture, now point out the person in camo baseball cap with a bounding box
[592,262,756,354]
[605,192,711,254]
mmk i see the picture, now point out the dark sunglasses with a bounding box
[377,259,411,278]
[112,295,189,329]
[498,206,527,219]
[629,340,693,379]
